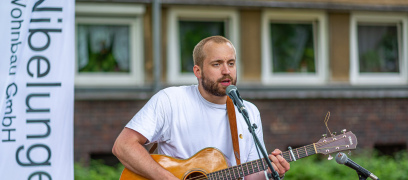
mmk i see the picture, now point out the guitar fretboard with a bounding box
[207,144,316,180]
[282,144,316,163]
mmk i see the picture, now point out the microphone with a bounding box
[335,152,379,180]
[226,85,248,117]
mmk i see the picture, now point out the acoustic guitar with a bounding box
[120,130,357,180]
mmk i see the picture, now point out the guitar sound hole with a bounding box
[185,171,207,180]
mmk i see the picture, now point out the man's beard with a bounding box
[201,73,236,97]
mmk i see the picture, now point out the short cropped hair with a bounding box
[193,36,236,68]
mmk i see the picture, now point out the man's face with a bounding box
[200,42,237,96]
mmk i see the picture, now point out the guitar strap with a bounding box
[227,96,241,165]
[149,96,241,166]
[148,143,157,154]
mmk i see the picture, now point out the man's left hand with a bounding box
[268,149,290,178]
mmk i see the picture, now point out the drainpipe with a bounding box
[152,0,161,92]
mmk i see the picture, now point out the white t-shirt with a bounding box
[126,85,266,166]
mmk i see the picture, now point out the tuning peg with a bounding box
[322,134,327,138]
[331,132,337,136]
[341,129,346,134]
[328,154,333,160]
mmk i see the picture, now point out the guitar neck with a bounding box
[281,143,317,163]
[207,143,316,180]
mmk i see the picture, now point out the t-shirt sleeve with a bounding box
[125,90,171,144]
[246,105,267,162]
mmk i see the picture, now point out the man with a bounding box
[112,36,290,179]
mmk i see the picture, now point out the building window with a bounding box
[167,7,239,84]
[179,21,225,73]
[77,24,130,73]
[75,3,145,87]
[261,10,328,85]
[270,23,316,73]
[350,12,407,85]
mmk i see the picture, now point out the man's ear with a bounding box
[193,65,202,79]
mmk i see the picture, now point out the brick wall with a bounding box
[254,98,408,152]
[74,100,147,162]
[74,98,408,162]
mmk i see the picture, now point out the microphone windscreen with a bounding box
[335,152,348,164]
[226,85,237,94]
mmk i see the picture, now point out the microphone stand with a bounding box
[357,171,369,180]
[239,111,280,180]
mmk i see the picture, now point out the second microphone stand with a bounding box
[357,171,369,180]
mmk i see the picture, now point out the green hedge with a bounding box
[75,150,408,180]
[285,150,408,180]
[74,160,124,180]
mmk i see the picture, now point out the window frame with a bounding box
[167,7,240,84]
[261,10,329,85]
[350,12,408,85]
[75,3,144,87]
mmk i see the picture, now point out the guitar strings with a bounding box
[281,134,348,160]
[185,147,314,180]
[202,159,270,180]
[282,144,318,162]
[213,146,315,179]
[280,144,315,162]
[184,144,320,180]
[181,133,346,178]
[314,135,347,147]
[324,111,332,137]
[186,175,207,180]
[281,136,351,163]
[210,160,265,180]
[185,112,344,180]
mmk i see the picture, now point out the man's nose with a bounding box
[221,64,231,74]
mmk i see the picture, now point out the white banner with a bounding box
[0,0,75,179]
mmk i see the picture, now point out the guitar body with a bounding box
[120,131,358,180]
[120,148,229,180]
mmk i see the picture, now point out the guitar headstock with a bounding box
[315,130,357,155]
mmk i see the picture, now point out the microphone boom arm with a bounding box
[226,85,281,180]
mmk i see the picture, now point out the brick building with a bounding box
[74,0,408,164]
